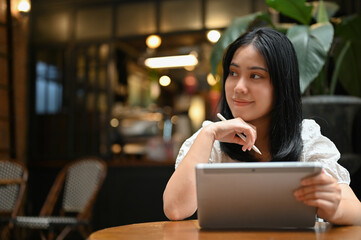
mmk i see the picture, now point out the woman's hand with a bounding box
[294,170,341,221]
[164,117,257,221]
[206,117,257,152]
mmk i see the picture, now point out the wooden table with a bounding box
[89,220,361,240]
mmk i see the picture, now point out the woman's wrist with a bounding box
[200,124,217,142]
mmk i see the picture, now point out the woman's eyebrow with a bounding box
[230,63,268,72]
[248,66,268,72]
[230,63,240,68]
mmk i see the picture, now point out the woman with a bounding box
[163,27,361,225]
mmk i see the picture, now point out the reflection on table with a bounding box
[89,220,361,240]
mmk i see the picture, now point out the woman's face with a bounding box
[225,44,274,125]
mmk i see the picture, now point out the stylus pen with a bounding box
[217,113,262,155]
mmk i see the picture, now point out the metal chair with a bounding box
[0,159,28,240]
[15,157,107,240]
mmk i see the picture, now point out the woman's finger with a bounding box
[213,118,257,150]
[295,190,341,203]
[301,170,335,186]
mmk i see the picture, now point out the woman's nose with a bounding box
[234,78,248,94]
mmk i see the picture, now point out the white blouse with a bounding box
[175,119,350,184]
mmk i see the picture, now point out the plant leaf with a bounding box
[310,22,334,52]
[335,15,361,41]
[287,23,333,93]
[311,1,339,21]
[266,0,313,25]
[335,41,361,97]
[330,41,351,95]
[210,12,265,77]
[333,15,361,97]
[316,0,328,23]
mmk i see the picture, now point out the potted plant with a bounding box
[210,0,360,96]
[210,0,361,195]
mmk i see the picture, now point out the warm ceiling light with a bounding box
[146,35,162,49]
[207,30,221,43]
[17,0,31,13]
[188,96,205,130]
[207,73,220,86]
[184,65,195,71]
[144,54,198,69]
[159,75,171,87]
[110,118,119,128]
[111,144,122,154]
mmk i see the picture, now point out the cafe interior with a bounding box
[1,0,361,239]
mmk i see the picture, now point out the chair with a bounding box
[0,159,28,240]
[14,157,107,240]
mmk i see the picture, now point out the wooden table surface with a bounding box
[89,220,361,240]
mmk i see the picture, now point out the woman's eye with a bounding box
[229,71,238,77]
[251,74,261,79]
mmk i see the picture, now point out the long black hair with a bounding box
[220,27,303,162]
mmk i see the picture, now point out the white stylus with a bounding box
[217,113,262,155]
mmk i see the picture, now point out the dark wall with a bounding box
[91,165,175,230]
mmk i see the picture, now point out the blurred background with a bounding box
[1,0,360,239]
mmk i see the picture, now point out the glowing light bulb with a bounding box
[145,54,198,69]
[207,30,221,43]
[159,75,171,87]
[146,35,162,49]
[207,73,219,86]
[17,0,31,13]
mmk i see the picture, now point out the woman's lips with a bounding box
[233,99,253,106]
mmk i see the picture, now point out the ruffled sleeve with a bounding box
[174,121,224,169]
[300,119,350,184]
[174,128,200,169]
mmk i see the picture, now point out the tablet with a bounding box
[195,161,322,229]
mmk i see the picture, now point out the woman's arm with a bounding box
[336,184,361,225]
[294,171,361,225]
[163,118,256,220]
[163,129,215,220]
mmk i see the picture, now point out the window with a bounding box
[36,61,63,114]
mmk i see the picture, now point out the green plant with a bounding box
[330,15,361,97]
[210,0,361,97]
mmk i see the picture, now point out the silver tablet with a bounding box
[195,161,322,229]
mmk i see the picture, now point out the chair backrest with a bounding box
[39,157,107,220]
[62,158,106,213]
[0,160,28,218]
